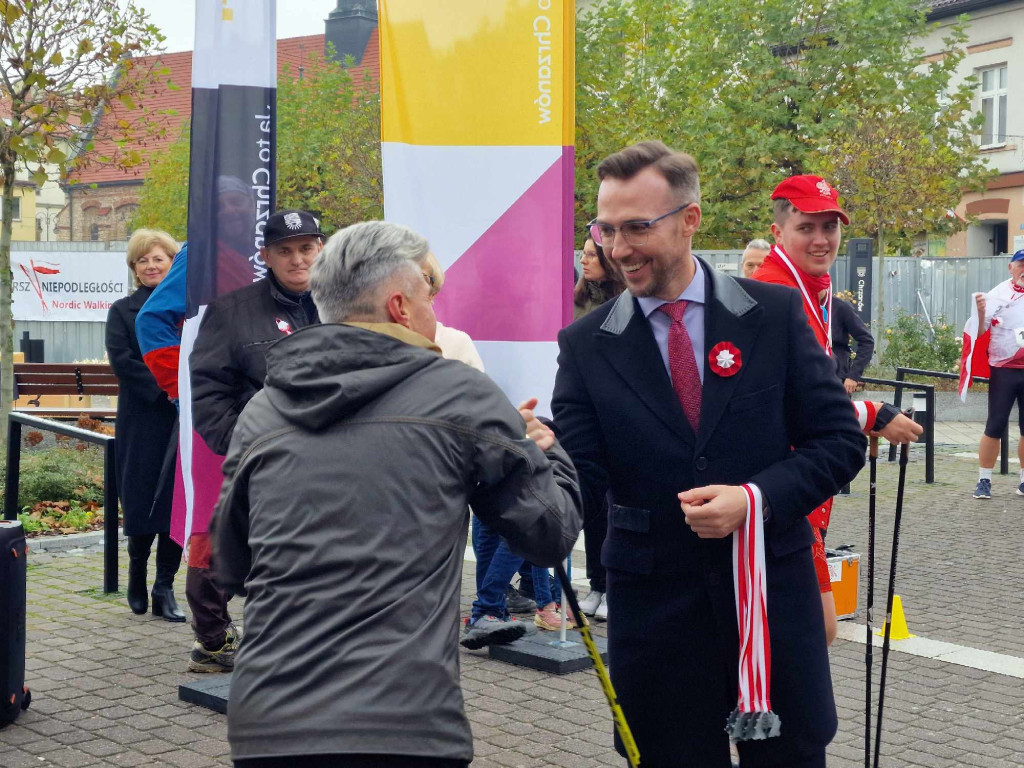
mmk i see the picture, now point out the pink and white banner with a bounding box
[379,0,575,414]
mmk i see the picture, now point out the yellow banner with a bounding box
[380,0,574,146]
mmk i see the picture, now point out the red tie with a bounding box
[659,301,702,432]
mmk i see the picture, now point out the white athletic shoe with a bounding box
[578,590,604,616]
[594,593,609,621]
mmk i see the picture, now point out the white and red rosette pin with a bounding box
[708,341,742,377]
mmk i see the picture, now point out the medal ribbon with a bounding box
[726,484,781,741]
[770,245,832,356]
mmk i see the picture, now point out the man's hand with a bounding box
[519,397,555,451]
[975,292,986,317]
[678,485,748,538]
[873,413,922,444]
[843,378,859,395]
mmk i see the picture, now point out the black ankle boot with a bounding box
[151,584,186,622]
[152,535,186,622]
[126,536,150,615]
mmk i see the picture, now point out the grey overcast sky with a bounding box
[135,1,341,54]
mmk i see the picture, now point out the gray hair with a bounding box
[310,221,430,323]
[745,239,771,252]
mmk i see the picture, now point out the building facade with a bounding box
[57,1,380,242]
[922,0,1024,257]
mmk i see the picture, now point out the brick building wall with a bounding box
[55,182,141,242]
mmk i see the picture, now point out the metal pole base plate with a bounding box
[488,629,608,675]
[179,674,232,713]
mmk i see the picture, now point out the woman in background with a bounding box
[106,229,184,622]
[574,237,625,320]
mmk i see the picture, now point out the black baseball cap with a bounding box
[264,209,325,247]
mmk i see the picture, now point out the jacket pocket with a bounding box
[609,504,650,532]
[728,384,781,414]
[602,505,653,574]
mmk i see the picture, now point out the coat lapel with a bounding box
[126,286,152,314]
[595,292,695,445]
[696,259,764,454]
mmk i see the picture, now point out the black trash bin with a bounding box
[0,520,30,727]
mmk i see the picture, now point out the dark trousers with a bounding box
[626,749,825,768]
[127,532,182,585]
[235,755,469,768]
[584,493,611,593]
[185,566,232,649]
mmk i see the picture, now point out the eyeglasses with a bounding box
[422,272,438,303]
[588,203,692,247]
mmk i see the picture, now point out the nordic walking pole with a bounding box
[554,563,641,768]
[872,441,910,768]
[865,436,879,768]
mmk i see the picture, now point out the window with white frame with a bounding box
[979,64,1007,147]
[0,197,22,221]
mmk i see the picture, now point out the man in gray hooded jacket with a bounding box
[211,220,582,768]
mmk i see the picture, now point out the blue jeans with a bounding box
[471,517,552,621]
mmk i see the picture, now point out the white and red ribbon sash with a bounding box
[771,245,832,356]
[852,401,878,431]
[726,483,781,741]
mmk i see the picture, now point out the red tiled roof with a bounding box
[69,30,380,185]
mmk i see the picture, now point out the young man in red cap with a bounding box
[752,175,921,643]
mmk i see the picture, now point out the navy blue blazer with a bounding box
[552,257,866,765]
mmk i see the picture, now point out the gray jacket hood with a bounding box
[263,323,441,431]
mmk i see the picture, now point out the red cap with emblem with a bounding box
[771,175,850,225]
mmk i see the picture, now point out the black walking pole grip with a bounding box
[872,441,909,768]
[865,436,878,768]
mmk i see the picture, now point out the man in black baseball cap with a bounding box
[185,211,326,671]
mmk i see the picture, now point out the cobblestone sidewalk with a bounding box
[1,445,1021,767]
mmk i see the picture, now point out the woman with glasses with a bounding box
[574,237,626,320]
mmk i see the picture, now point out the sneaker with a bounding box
[534,603,576,631]
[594,593,608,621]
[505,587,537,615]
[973,478,992,499]
[1017,481,1024,497]
[460,615,527,650]
[188,625,241,673]
[577,590,604,616]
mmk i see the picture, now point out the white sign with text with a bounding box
[12,251,130,322]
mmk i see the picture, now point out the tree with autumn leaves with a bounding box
[134,51,382,239]
[0,0,165,460]
[576,0,990,258]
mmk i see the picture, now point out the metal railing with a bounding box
[4,413,118,593]
[859,376,935,484]
[892,367,1008,475]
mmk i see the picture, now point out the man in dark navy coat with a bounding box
[552,141,866,768]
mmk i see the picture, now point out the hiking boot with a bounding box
[534,603,576,631]
[188,624,241,673]
[578,590,604,616]
[505,587,537,615]
[973,478,991,499]
[460,615,526,650]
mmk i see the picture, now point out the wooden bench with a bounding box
[13,363,118,419]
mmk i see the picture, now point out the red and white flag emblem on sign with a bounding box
[726,484,781,741]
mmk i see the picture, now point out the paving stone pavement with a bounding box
[1,440,1022,767]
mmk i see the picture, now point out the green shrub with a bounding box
[10,446,105,509]
[18,501,99,534]
[880,311,961,373]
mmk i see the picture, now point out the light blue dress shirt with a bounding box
[636,256,706,384]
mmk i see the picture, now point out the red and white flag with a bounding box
[959,279,1024,401]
